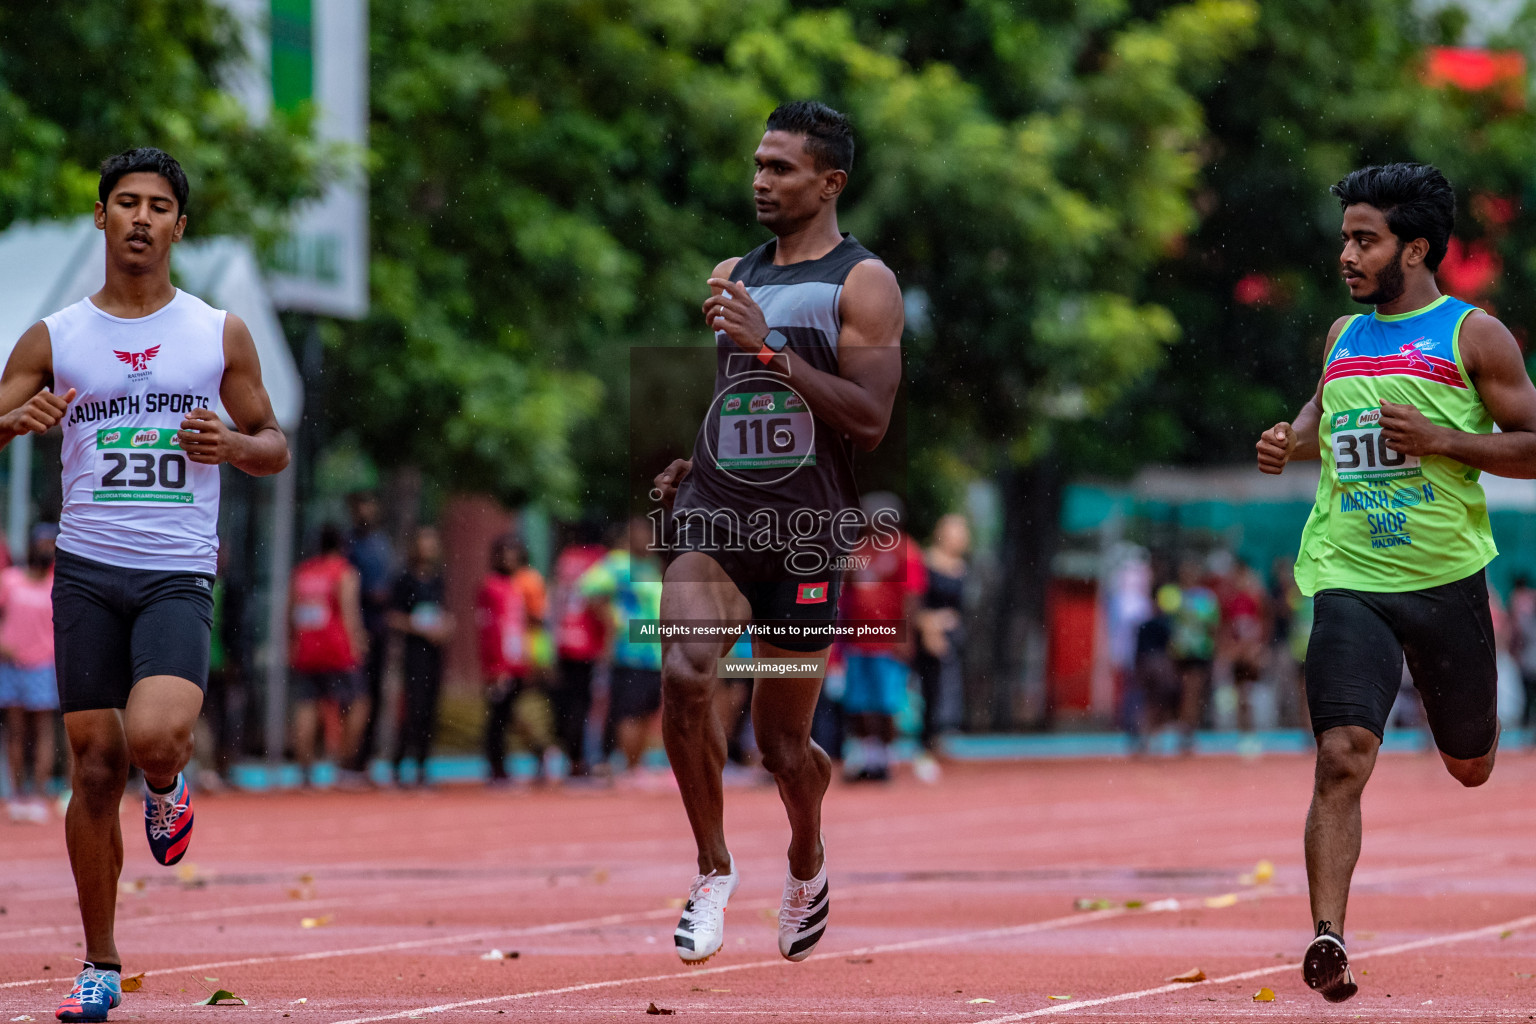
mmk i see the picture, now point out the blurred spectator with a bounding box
[389,526,453,787]
[913,513,971,782]
[1169,559,1218,753]
[477,534,555,784]
[579,518,665,785]
[1267,557,1306,729]
[1127,584,1182,754]
[344,491,395,774]
[839,495,926,782]
[1509,576,1536,731]
[1,525,59,822]
[1490,582,1525,729]
[549,520,609,777]
[288,524,368,788]
[1219,560,1270,738]
[193,547,244,791]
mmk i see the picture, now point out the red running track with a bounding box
[3,754,1536,1022]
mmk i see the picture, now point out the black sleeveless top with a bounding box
[672,234,878,553]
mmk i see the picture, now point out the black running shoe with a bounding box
[1303,920,1357,1003]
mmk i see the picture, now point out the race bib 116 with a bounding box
[715,390,815,470]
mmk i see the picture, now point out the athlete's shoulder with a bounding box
[173,287,221,312]
[42,297,93,331]
[1457,307,1521,374]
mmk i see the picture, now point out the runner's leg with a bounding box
[1305,724,1379,931]
[661,551,749,875]
[1401,572,1500,788]
[123,676,203,790]
[750,641,831,880]
[63,710,129,966]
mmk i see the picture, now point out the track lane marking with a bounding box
[317,852,1508,1024]
[964,911,1536,1022]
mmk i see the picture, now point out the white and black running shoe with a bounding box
[1303,920,1358,1002]
[674,858,738,964]
[778,857,829,962]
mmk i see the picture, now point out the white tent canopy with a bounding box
[0,217,302,429]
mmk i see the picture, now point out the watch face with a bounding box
[766,330,788,352]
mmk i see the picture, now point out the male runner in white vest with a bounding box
[0,148,290,1023]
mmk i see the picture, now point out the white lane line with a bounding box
[319,852,1517,1024]
[964,912,1536,1022]
[323,907,1141,1024]
[0,907,680,990]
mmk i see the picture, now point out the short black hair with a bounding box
[765,101,854,174]
[1331,163,1456,270]
[318,522,345,555]
[99,147,189,215]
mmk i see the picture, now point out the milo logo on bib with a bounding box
[749,393,776,413]
[131,429,162,447]
[1330,406,1422,483]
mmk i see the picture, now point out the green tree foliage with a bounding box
[0,2,325,237]
[350,0,1257,514]
[1066,0,1536,477]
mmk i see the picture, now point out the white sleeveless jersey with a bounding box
[49,290,226,573]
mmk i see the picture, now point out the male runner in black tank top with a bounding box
[651,101,904,965]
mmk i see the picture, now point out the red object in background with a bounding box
[1439,237,1502,301]
[1233,273,1274,307]
[1424,47,1527,106]
[1045,578,1097,714]
[1472,193,1517,227]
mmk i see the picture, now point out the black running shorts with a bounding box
[666,541,841,654]
[53,547,215,713]
[1306,569,1497,760]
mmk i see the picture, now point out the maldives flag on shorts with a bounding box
[796,582,829,604]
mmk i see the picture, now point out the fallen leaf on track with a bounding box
[846,958,873,965]
[1073,897,1114,911]
[967,998,995,1004]
[119,973,146,993]
[1254,859,1274,883]
[300,915,333,928]
[298,873,314,884]
[1253,987,1275,1002]
[645,1003,676,1015]
[12,1015,35,1020]
[1168,967,1206,983]
[1204,894,1238,908]
[1124,900,1144,909]
[480,949,519,960]
[591,868,610,884]
[290,998,308,1004]
[1048,995,1073,1001]
[194,989,247,1006]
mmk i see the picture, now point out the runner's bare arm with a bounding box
[178,314,289,475]
[703,259,903,451]
[1256,315,1351,473]
[340,567,368,658]
[0,322,74,449]
[1379,311,1536,478]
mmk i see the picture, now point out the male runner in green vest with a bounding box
[1256,163,1536,1003]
